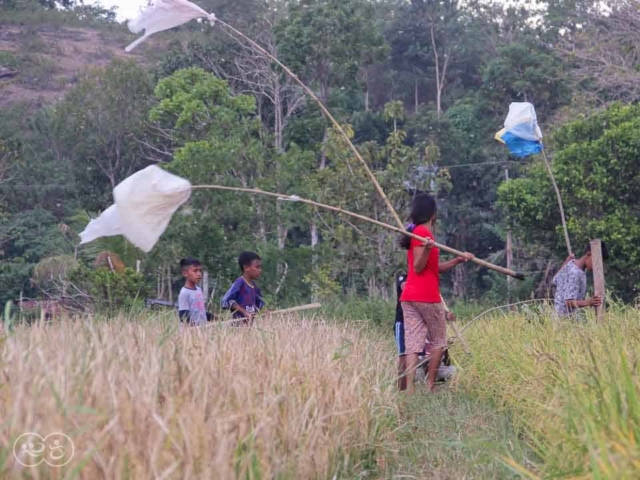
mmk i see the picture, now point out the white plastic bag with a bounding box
[113,166,192,252]
[79,205,123,245]
[79,166,192,253]
[504,102,543,141]
[126,0,215,52]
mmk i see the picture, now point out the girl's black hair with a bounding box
[399,193,437,250]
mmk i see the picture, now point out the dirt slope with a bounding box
[0,23,152,109]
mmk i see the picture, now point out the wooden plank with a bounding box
[590,239,606,323]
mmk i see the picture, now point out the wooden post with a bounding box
[590,239,605,323]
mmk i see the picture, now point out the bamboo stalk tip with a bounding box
[514,272,526,281]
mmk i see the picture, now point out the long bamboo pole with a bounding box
[216,19,406,231]
[541,149,572,256]
[192,184,525,280]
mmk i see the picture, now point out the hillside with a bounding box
[0,22,151,109]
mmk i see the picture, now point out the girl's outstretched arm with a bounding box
[439,253,474,273]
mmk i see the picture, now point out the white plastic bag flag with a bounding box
[79,166,192,253]
[79,205,123,245]
[495,102,543,158]
[125,0,216,53]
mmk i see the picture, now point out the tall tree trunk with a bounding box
[167,264,173,304]
[311,223,319,248]
[430,27,450,119]
[276,202,288,250]
[364,67,370,112]
[274,83,284,153]
[414,77,419,114]
[256,203,267,244]
[453,262,467,298]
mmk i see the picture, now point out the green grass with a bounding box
[392,390,536,479]
[458,305,640,478]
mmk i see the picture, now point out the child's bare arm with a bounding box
[565,296,602,309]
[232,304,252,319]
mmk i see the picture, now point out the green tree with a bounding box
[149,68,316,303]
[498,103,640,300]
[383,101,404,133]
[0,208,72,304]
[47,60,154,208]
[275,0,385,105]
[481,40,568,117]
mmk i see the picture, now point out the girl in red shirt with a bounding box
[400,193,473,393]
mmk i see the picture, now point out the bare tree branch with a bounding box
[558,0,640,103]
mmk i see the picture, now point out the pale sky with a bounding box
[93,0,147,21]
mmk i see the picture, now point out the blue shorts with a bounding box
[395,321,405,356]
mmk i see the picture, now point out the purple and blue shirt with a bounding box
[221,277,265,319]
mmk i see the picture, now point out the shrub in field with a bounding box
[459,307,640,478]
[68,265,147,311]
[0,316,398,478]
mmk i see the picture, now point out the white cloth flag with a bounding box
[125,0,216,53]
[79,166,192,253]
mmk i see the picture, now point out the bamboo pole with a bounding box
[192,185,525,280]
[268,303,322,316]
[216,19,406,231]
[204,303,322,329]
[541,149,572,256]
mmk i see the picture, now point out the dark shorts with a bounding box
[395,321,406,356]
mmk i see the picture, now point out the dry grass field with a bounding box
[0,315,397,479]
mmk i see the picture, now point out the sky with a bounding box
[92,0,147,20]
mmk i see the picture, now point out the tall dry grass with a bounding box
[0,315,398,479]
[458,305,640,479]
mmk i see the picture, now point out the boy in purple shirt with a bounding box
[221,252,265,324]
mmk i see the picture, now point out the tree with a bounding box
[481,40,568,117]
[386,0,490,115]
[49,60,154,202]
[149,68,315,302]
[0,208,72,304]
[498,103,640,300]
[383,101,404,133]
[275,0,385,106]
[558,0,640,104]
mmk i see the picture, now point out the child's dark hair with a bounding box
[586,241,610,261]
[399,193,438,250]
[180,257,202,271]
[238,251,261,272]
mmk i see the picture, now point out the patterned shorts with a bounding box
[401,302,447,356]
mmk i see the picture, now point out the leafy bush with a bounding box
[69,266,147,312]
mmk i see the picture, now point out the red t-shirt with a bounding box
[400,224,441,303]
